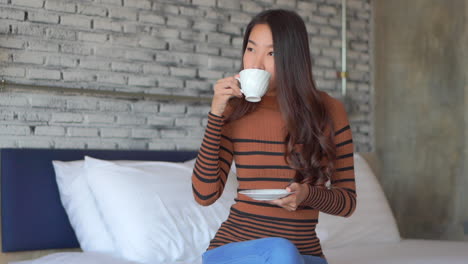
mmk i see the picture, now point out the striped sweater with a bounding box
[192,91,356,257]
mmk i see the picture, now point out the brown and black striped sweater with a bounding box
[192,91,356,257]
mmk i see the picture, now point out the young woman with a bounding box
[192,9,356,264]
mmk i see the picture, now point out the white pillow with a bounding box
[84,156,237,264]
[317,153,401,249]
[52,157,204,255]
[52,160,116,254]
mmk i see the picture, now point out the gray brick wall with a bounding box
[0,0,372,152]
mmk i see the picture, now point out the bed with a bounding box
[0,148,467,264]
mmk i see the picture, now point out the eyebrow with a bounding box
[248,40,273,48]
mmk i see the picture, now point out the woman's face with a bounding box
[243,24,276,94]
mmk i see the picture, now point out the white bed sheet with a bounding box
[326,239,468,264]
[8,252,202,264]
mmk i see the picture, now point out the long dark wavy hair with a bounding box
[226,9,336,185]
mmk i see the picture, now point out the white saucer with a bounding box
[239,189,294,201]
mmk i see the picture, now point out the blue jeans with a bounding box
[202,237,328,264]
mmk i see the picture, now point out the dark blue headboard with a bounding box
[0,148,198,252]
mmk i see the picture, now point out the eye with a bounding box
[246,47,254,52]
[268,51,275,56]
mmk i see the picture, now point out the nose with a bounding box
[250,54,265,70]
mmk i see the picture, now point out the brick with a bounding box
[160,104,186,114]
[241,1,263,13]
[17,111,50,121]
[28,69,61,80]
[142,64,169,75]
[13,52,44,64]
[180,30,206,42]
[108,7,137,20]
[116,140,147,149]
[67,98,99,110]
[151,27,179,39]
[94,18,122,32]
[128,75,157,86]
[147,116,174,126]
[139,12,165,25]
[0,8,25,21]
[61,43,92,55]
[217,0,240,9]
[61,14,91,28]
[18,139,53,148]
[112,61,141,73]
[179,6,203,16]
[78,32,108,43]
[155,51,180,64]
[208,56,235,70]
[221,48,241,58]
[55,140,86,149]
[51,113,83,123]
[207,32,231,45]
[193,21,217,32]
[78,4,107,17]
[47,28,76,40]
[160,128,186,138]
[116,114,146,125]
[298,1,317,10]
[111,34,139,47]
[132,128,158,139]
[0,110,15,121]
[0,125,31,135]
[16,23,46,37]
[85,113,115,124]
[99,100,130,111]
[45,0,76,13]
[0,138,17,148]
[198,69,223,80]
[125,49,154,61]
[35,126,65,136]
[192,0,215,6]
[27,40,59,52]
[275,0,296,7]
[230,12,251,24]
[0,67,26,77]
[148,141,176,150]
[157,76,183,88]
[219,24,241,35]
[320,26,339,37]
[175,117,201,127]
[97,73,127,85]
[63,71,94,82]
[79,58,111,70]
[28,11,59,24]
[170,67,196,78]
[95,0,122,6]
[11,0,44,8]
[124,0,151,9]
[86,140,117,149]
[68,127,99,137]
[139,36,167,49]
[133,101,159,113]
[195,44,219,55]
[176,139,202,150]
[186,80,211,91]
[167,16,191,28]
[169,41,195,52]
[318,5,337,16]
[101,128,130,138]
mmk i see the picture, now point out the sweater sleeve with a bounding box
[301,97,357,217]
[192,112,235,206]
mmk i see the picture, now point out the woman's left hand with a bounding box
[268,182,310,211]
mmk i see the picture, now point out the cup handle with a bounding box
[234,77,244,94]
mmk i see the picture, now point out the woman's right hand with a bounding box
[210,75,243,116]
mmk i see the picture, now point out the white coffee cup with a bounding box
[235,69,271,102]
